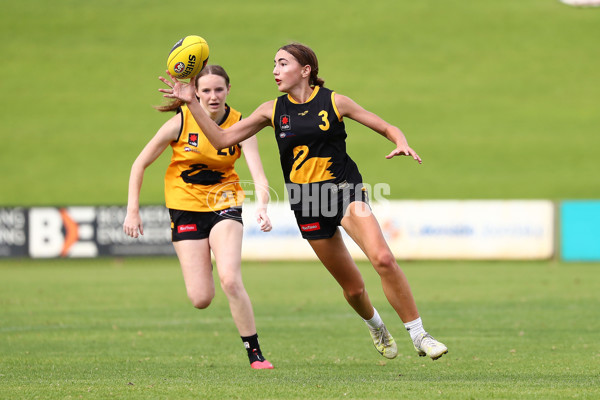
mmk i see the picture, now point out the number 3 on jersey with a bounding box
[318,110,330,131]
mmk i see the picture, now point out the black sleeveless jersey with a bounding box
[272,86,363,209]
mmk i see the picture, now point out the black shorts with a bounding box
[169,207,243,242]
[293,182,370,240]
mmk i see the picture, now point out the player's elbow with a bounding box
[211,134,237,150]
[208,137,228,150]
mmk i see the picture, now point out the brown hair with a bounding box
[278,43,325,87]
[155,65,231,112]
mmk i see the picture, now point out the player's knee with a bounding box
[371,251,398,273]
[344,285,366,302]
[219,276,244,298]
[188,292,213,309]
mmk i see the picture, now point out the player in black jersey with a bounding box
[160,43,448,361]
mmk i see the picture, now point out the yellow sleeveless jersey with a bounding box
[164,104,245,212]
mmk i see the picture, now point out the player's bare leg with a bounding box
[308,231,397,358]
[341,201,419,322]
[342,201,448,360]
[307,231,374,319]
[210,220,255,335]
[209,219,273,369]
[173,239,215,309]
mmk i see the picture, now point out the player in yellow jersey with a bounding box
[159,44,448,362]
[124,65,274,369]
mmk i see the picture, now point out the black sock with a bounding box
[241,333,265,364]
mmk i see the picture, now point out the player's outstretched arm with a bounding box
[334,93,422,164]
[123,114,181,238]
[159,72,273,149]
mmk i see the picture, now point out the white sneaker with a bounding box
[413,333,448,360]
[368,324,398,359]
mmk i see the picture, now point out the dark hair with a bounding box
[279,43,325,87]
[155,65,230,112]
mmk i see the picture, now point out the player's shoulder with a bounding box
[165,108,184,125]
[257,99,276,114]
[331,92,357,113]
[155,110,183,142]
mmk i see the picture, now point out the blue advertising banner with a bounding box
[561,201,600,261]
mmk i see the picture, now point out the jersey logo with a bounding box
[181,163,224,185]
[177,224,197,233]
[289,145,335,184]
[188,133,199,147]
[300,222,321,232]
[280,115,291,131]
[184,146,201,154]
[279,132,296,139]
[298,110,309,116]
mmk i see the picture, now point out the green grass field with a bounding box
[1,258,598,399]
[1,1,599,399]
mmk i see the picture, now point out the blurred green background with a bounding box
[1,0,598,206]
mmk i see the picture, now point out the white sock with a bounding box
[363,308,383,329]
[404,317,425,341]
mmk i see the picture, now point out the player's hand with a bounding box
[385,145,422,164]
[123,212,144,238]
[256,207,272,232]
[158,71,197,103]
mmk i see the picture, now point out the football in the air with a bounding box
[167,35,209,79]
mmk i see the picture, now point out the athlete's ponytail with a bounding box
[279,43,325,87]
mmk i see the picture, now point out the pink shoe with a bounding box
[250,360,274,369]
